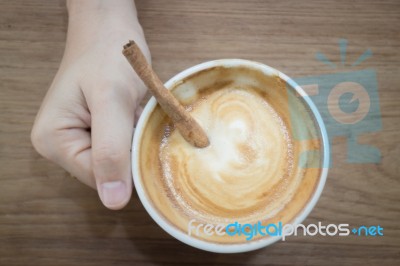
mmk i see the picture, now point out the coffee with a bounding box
[137,64,323,244]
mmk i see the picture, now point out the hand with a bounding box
[31,0,150,210]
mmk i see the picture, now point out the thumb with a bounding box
[90,89,135,210]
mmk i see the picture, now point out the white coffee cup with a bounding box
[132,59,329,253]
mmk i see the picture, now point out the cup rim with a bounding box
[132,59,330,253]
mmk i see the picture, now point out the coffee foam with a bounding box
[139,66,322,243]
[160,87,295,222]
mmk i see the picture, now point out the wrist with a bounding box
[64,0,151,64]
[67,0,140,35]
[67,0,138,19]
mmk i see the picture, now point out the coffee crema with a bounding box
[138,66,323,244]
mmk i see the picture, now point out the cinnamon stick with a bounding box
[123,40,210,148]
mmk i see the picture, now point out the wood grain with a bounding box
[0,0,399,265]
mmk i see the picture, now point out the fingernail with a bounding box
[100,181,128,209]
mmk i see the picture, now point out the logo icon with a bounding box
[293,39,382,165]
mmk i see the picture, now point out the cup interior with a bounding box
[132,59,329,253]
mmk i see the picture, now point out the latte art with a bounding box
[160,88,294,223]
[138,65,323,244]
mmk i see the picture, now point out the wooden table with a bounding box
[1,0,399,265]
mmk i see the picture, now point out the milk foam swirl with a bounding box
[159,87,295,224]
